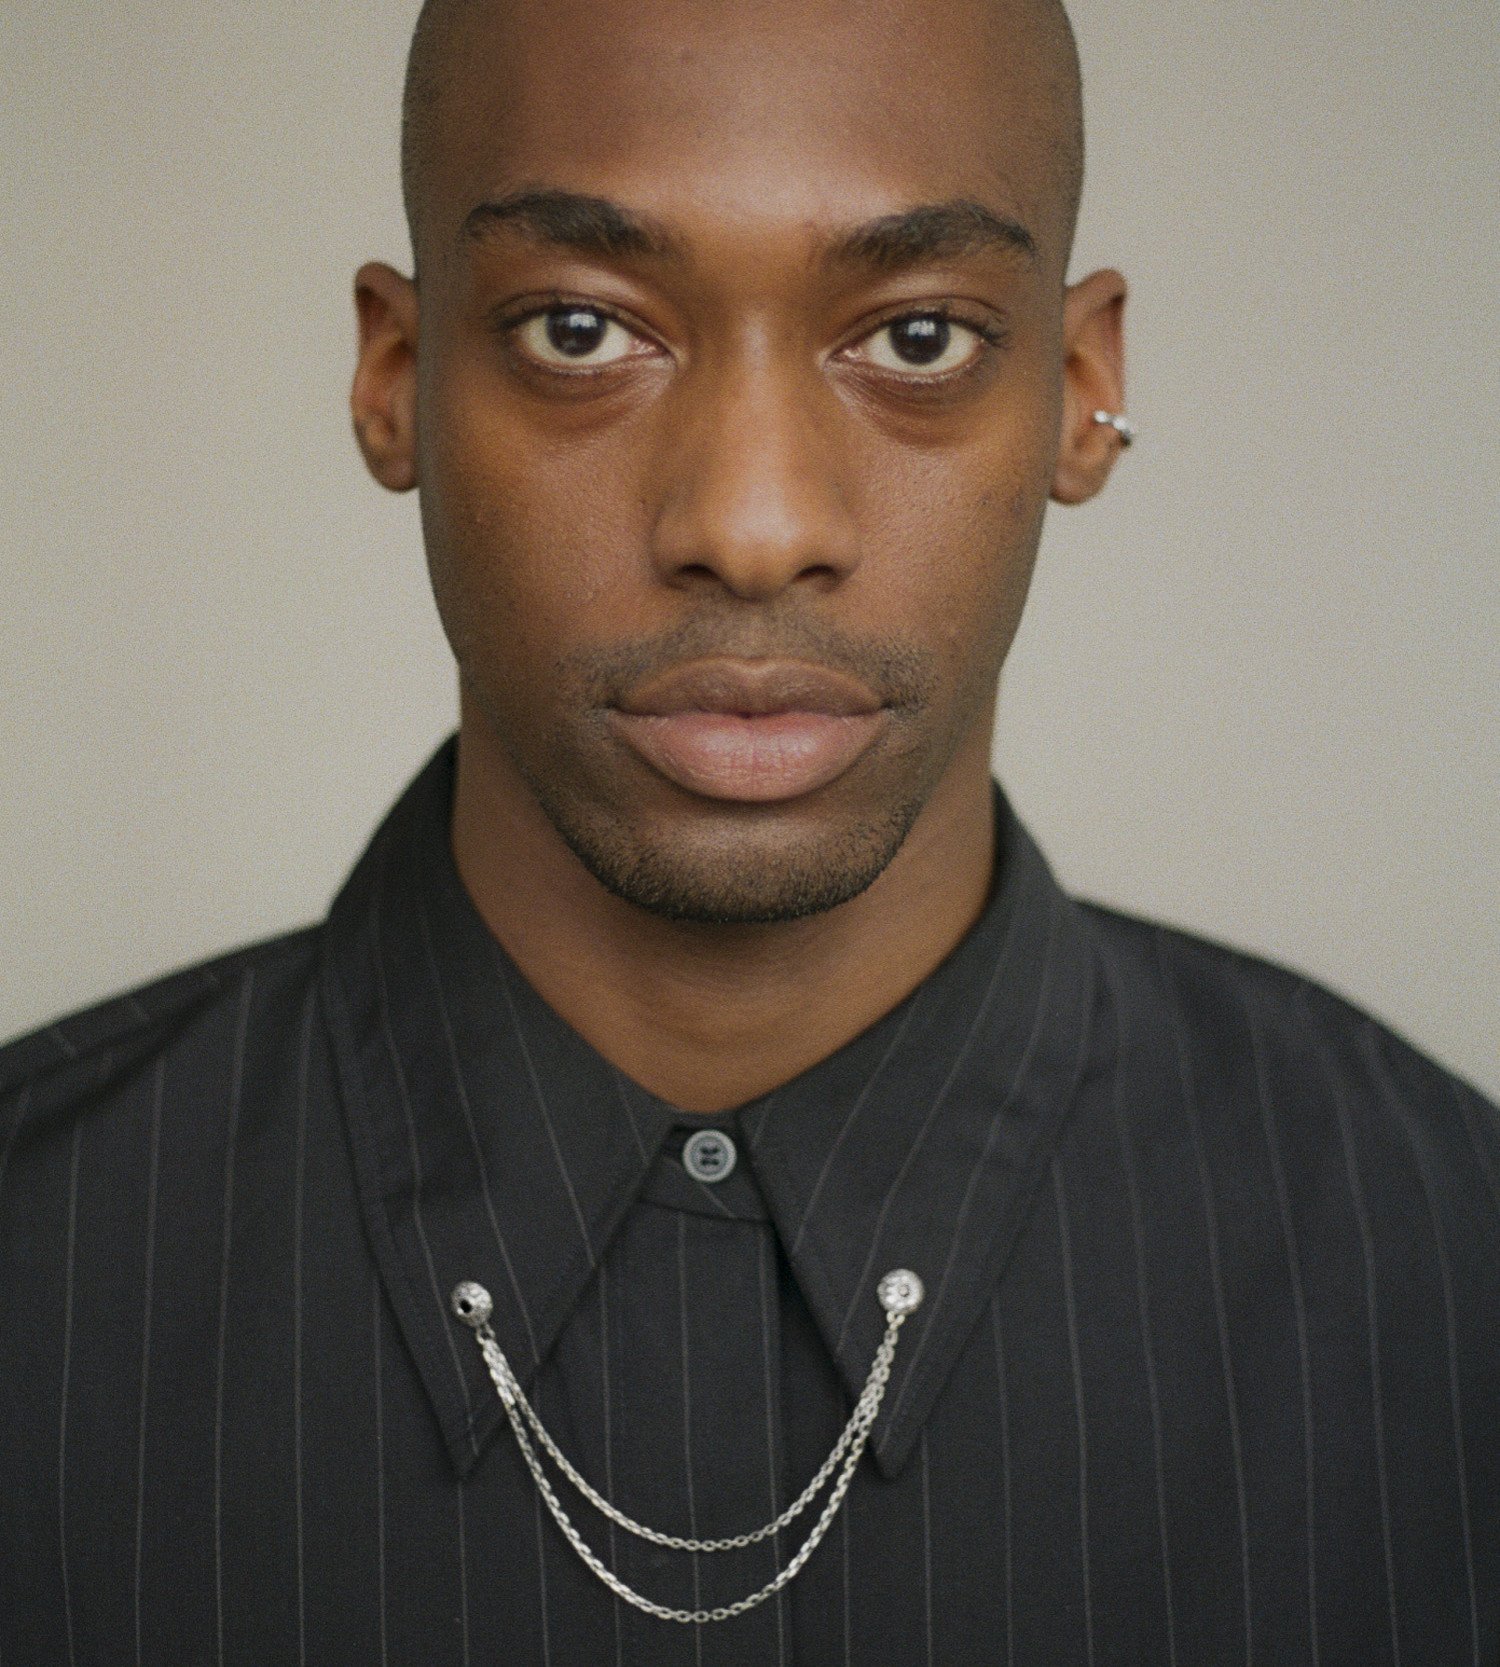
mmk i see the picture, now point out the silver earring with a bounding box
[1092,410,1136,446]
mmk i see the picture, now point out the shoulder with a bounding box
[1078,899,1500,1200]
[0,927,326,1155]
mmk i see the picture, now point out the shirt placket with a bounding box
[582,1192,792,1663]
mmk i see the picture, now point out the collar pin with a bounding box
[451,1281,493,1328]
[877,1268,925,1315]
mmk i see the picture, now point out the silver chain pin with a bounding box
[452,1267,924,1624]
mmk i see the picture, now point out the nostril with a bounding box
[665,555,846,599]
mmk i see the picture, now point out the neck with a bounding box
[451,717,997,1114]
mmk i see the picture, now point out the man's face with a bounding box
[366,0,1114,922]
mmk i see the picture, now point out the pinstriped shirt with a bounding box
[3,740,1498,1665]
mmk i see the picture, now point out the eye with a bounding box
[848,313,986,377]
[513,306,643,368]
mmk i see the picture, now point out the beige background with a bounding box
[2,1,1496,1098]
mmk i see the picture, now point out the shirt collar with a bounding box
[322,741,1101,1479]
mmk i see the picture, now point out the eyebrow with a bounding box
[459,188,1036,269]
[828,200,1037,269]
[461,189,677,258]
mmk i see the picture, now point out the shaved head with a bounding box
[399,0,1085,276]
[399,0,466,248]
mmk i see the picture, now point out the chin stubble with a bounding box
[540,787,930,924]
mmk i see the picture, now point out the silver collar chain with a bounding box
[452,1267,925,1625]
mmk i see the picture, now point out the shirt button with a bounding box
[682,1128,737,1184]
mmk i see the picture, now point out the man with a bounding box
[2,0,1495,1661]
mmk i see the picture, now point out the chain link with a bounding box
[462,1295,912,1624]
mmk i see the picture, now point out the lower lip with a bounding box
[610,710,886,802]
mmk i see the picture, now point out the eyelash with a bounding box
[844,307,1009,381]
[495,296,659,375]
[497,299,1008,383]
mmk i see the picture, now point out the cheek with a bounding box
[860,439,1049,675]
[417,377,653,692]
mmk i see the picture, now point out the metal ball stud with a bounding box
[877,1269,925,1316]
[451,1281,494,1328]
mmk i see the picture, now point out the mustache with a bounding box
[564,614,938,714]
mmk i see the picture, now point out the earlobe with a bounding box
[350,262,420,494]
[1050,268,1129,506]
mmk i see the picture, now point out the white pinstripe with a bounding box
[214,978,254,1667]
[610,1070,653,1163]
[1363,1023,1480,1666]
[47,1023,80,1060]
[0,1083,30,1663]
[495,954,595,1264]
[1313,1001,1402,1667]
[372,1274,389,1667]
[534,1481,554,1667]
[990,1305,1015,1667]
[133,1059,164,1667]
[878,904,1064,1430]
[1246,994,1319,1666]
[920,1430,935,1667]
[840,1503,853,1667]
[456,1482,471,1666]
[373,901,478,1445]
[676,1216,705,1667]
[790,1003,919,1256]
[1107,979,1178,1667]
[596,1260,625,1665]
[1053,1159,1094,1667]
[293,992,312,1667]
[1158,935,1253,1667]
[834,888,1041,1360]
[420,894,542,1367]
[756,1232,789,1665]
[374,928,483,1637]
[58,1119,82,1667]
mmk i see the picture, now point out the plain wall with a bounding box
[2,0,1496,1098]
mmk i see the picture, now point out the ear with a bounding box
[1050,268,1129,505]
[351,262,420,493]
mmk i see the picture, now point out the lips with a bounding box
[608,658,888,802]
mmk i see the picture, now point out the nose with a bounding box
[648,351,859,599]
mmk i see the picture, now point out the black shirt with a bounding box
[3,742,1498,1665]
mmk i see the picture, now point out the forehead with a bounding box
[421,0,1070,264]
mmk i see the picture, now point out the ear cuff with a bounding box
[1092,410,1136,446]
